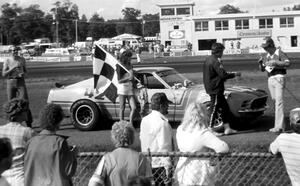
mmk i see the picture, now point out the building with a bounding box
[157,1,300,55]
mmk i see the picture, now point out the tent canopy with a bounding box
[112,33,141,40]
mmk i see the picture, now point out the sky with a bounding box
[1,0,299,19]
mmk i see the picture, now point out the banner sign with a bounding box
[237,29,272,38]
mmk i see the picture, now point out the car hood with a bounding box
[187,84,267,103]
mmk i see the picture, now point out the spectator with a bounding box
[258,37,291,133]
[24,104,77,186]
[134,74,149,117]
[148,42,153,54]
[0,138,13,186]
[135,44,142,63]
[117,49,138,124]
[269,108,300,185]
[203,42,241,135]
[88,121,152,186]
[174,102,229,185]
[0,98,35,186]
[2,46,33,127]
[140,92,175,186]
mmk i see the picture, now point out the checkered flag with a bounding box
[92,44,123,103]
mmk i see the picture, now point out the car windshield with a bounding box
[156,69,193,87]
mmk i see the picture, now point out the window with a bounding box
[280,17,294,28]
[174,25,179,29]
[145,74,165,89]
[215,20,229,31]
[176,7,190,15]
[235,19,249,30]
[198,39,217,50]
[259,18,273,28]
[161,8,175,16]
[195,21,209,31]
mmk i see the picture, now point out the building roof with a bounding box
[157,0,195,7]
[190,11,300,20]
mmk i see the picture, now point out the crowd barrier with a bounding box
[30,56,93,62]
[73,151,291,186]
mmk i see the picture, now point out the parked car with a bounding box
[47,67,268,131]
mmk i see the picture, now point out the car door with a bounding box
[141,72,179,123]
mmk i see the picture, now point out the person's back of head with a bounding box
[150,92,172,112]
[290,108,300,134]
[3,98,29,122]
[39,103,64,131]
[181,102,208,131]
[111,120,135,148]
[0,138,13,175]
[211,42,225,56]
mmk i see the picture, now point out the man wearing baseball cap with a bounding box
[203,42,241,135]
[140,92,174,186]
[258,37,291,133]
[269,108,300,185]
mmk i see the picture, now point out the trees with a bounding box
[88,14,105,40]
[50,0,79,46]
[0,1,160,46]
[77,15,89,41]
[142,13,159,37]
[284,4,300,11]
[0,3,22,45]
[218,4,246,14]
[12,5,52,44]
[120,7,142,35]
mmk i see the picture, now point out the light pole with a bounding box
[142,19,146,37]
[75,19,78,43]
[55,6,59,47]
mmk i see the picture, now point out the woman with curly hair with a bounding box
[24,104,77,186]
[174,102,229,186]
[0,98,35,186]
[117,49,138,124]
[88,121,152,186]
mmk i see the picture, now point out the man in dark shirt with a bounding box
[203,43,241,135]
[258,37,290,133]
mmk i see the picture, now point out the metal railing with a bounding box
[73,151,291,186]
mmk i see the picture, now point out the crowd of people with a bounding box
[1,37,299,186]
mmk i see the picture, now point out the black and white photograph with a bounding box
[0,0,300,185]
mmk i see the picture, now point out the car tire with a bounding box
[204,101,224,133]
[71,100,100,131]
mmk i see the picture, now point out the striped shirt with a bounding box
[0,122,35,186]
[270,133,300,186]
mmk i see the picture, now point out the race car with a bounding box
[47,67,268,131]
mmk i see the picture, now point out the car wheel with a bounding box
[204,101,224,132]
[71,100,100,131]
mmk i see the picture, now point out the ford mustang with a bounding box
[47,67,268,131]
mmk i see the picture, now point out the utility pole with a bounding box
[75,19,78,43]
[55,6,59,47]
[142,19,146,37]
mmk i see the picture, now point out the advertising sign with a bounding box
[237,29,272,38]
[169,30,185,39]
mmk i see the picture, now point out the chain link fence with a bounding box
[73,151,291,186]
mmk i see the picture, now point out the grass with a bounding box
[1,69,300,152]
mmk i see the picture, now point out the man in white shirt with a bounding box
[258,37,290,133]
[270,108,300,186]
[140,92,173,186]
